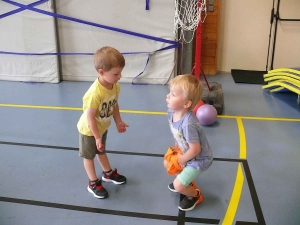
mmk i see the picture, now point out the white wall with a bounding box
[218,0,300,72]
[0,0,59,83]
[0,0,177,84]
[54,0,177,84]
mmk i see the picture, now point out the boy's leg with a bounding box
[97,153,127,184]
[79,133,108,198]
[96,131,127,185]
[84,158,98,181]
[175,166,203,211]
[173,179,198,196]
[164,157,180,192]
[96,153,112,172]
[165,159,196,193]
[95,130,111,171]
[163,159,168,170]
[168,180,196,193]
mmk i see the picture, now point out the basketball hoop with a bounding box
[174,0,207,43]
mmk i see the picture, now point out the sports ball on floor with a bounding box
[195,104,217,126]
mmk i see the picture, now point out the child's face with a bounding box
[166,86,188,110]
[99,67,123,84]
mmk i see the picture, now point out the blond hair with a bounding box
[169,74,203,110]
[94,46,125,72]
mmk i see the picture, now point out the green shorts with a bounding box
[79,131,108,159]
[177,166,202,187]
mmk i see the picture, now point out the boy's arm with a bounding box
[175,140,178,147]
[86,108,101,140]
[113,103,122,124]
[178,142,201,165]
[113,103,129,133]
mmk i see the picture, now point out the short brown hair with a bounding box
[169,74,203,110]
[94,46,125,71]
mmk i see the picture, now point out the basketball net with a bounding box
[174,0,207,43]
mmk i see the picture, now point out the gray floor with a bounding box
[0,73,299,225]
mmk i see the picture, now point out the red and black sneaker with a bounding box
[87,179,108,199]
[102,168,126,184]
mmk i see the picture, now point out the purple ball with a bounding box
[196,104,217,126]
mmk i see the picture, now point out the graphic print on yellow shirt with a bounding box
[77,79,120,136]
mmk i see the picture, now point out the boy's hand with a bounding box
[95,137,104,152]
[177,154,186,168]
[116,121,129,133]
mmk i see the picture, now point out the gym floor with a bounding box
[0,73,299,225]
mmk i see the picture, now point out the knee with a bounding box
[173,179,186,193]
[163,159,168,169]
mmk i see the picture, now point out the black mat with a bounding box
[231,69,267,84]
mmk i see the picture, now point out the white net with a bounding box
[174,0,207,43]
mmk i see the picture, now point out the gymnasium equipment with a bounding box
[262,68,300,105]
[174,0,206,43]
[176,0,223,115]
[201,82,224,115]
[231,69,267,85]
[196,104,217,126]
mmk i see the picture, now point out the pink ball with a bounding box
[196,104,217,125]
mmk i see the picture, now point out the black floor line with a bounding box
[0,141,245,162]
[0,196,220,224]
[177,194,186,225]
[235,221,260,225]
[242,161,266,225]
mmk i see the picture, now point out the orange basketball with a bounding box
[193,100,204,114]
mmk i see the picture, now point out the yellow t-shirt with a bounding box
[77,78,120,136]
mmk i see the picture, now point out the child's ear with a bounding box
[98,69,104,76]
[184,100,192,109]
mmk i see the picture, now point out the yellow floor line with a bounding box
[219,115,300,122]
[222,118,246,224]
[0,103,299,121]
[0,103,81,111]
[0,104,165,115]
[237,118,246,159]
[222,163,245,225]
[120,109,166,115]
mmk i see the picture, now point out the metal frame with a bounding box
[267,0,300,71]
